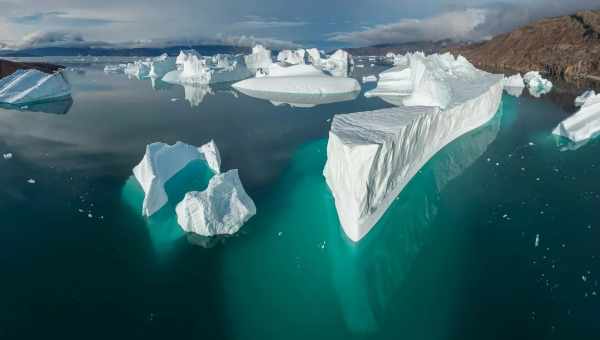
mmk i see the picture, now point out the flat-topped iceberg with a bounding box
[163,52,251,85]
[553,93,600,142]
[277,49,306,65]
[323,53,503,241]
[233,75,360,96]
[133,140,221,217]
[575,90,596,107]
[234,87,359,107]
[148,54,176,79]
[0,69,71,105]
[175,169,256,237]
[244,45,273,74]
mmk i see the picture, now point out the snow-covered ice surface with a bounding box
[232,76,360,96]
[503,74,525,88]
[575,90,596,107]
[0,69,71,105]
[133,141,221,217]
[244,45,273,74]
[234,87,359,108]
[553,93,600,142]
[175,169,256,237]
[324,53,503,241]
[362,75,377,83]
[257,63,324,78]
[365,65,412,97]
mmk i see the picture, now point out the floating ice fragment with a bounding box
[27,178,36,184]
[133,140,221,216]
[175,169,256,237]
[535,234,540,247]
[553,93,600,142]
[503,73,525,88]
[2,153,12,159]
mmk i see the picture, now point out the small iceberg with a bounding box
[176,169,256,237]
[362,75,377,83]
[575,90,596,107]
[553,93,600,142]
[0,69,71,105]
[232,75,360,96]
[163,52,251,85]
[503,74,525,88]
[323,52,503,241]
[133,140,221,217]
[244,45,273,74]
[125,60,151,79]
[523,71,552,97]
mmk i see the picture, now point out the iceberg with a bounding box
[244,45,273,74]
[504,86,525,98]
[362,75,377,83]
[176,49,200,70]
[503,74,525,88]
[365,64,412,97]
[575,90,596,107]
[320,50,353,77]
[306,48,322,65]
[234,87,359,107]
[256,63,324,78]
[323,53,503,241]
[125,60,151,79]
[104,64,127,74]
[277,49,306,65]
[163,52,251,85]
[0,69,71,105]
[553,93,600,142]
[148,54,176,79]
[133,140,221,217]
[523,71,552,96]
[175,169,256,237]
[233,75,360,96]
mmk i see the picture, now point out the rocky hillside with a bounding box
[0,59,63,78]
[451,10,600,80]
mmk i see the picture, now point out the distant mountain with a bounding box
[451,10,600,80]
[0,45,251,58]
[344,40,466,56]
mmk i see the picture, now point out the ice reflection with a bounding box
[235,88,359,108]
[183,84,213,107]
[327,105,504,334]
[0,97,73,115]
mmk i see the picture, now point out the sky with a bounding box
[0,0,598,50]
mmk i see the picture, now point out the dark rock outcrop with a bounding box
[451,10,600,80]
[0,59,64,79]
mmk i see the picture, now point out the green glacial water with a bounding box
[1,63,600,339]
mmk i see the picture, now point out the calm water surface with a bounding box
[1,62,599,339]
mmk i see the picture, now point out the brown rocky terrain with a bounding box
[0,59,64,79]
[451,10,600,80]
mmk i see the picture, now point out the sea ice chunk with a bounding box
[324,55,503,241]
[362,75,377,83]
[244,45,273,74]
[176,169,256,236]
[553,93,600,142]
[523,71,552,96]
[233,75,360,95]
[133,140,221,217]
[575,90,596,107]
[503,74,525,88]
[125,60,151,78]
[0,69,71,105]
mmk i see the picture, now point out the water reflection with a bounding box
[150,77,173,91]
[327,104,504,334]
[183,84,213,107]
[235,88,359,108]
[0,97,73,115]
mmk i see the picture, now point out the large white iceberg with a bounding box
[233,75,360,96]
[175,169,256,237]
[0,69,71,105]
[133,140,221,217]
[553,93,600,142]
[148,54,176,79]
[277,49,306,65]
[323,53,503,241]
[244,45,273,74]
[163,52,251,85]
[575,90,596,107]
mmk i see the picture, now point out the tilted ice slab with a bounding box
[133,141,221,217]
[553,93,600,142]
[233,75,360,96]
[575,90,596,107]
[176,169,256,237]
[148,54,176,79]
[323,62,503,241]
[244,45,273,74]
[0,69,71,105]
[503,74,525,88]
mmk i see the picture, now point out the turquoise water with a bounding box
[1,64,600,339]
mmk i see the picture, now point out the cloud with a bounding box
[216,34,300,49]
[9,10,124,26]
[231,16,308,30]
[328,9,487,45]
[15,30,111,49]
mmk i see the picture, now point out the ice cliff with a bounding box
[0,69,71,105]
[323,52,503,241]
[133,141,221,217]
[176,169,256,237]
[553,93,600,142]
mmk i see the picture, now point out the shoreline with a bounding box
[0,59,64,79]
